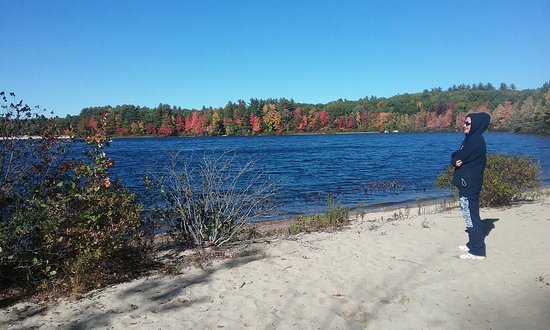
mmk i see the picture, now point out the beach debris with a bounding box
[536,275,549,286]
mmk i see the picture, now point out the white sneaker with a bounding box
[458,245,469,252]
[459,253,486,260]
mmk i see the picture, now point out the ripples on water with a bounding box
[73,132,550,221]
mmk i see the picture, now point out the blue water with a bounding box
[96,132,550,221]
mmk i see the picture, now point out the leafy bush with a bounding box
[1,93,61,220]
[436,153,541,207]
[148,151,279,248]
[289,197,350,234]
[1,105,149,295]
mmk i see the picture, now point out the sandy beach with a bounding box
[1,194,549,329]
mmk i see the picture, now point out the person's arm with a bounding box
[451,150,462,168]
[451,138,480,167]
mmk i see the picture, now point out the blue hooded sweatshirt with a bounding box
[451,112,491,196]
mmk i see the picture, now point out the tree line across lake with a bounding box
[0,84,546,299]
[19,82,550,137]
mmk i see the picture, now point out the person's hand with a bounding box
[456,160,463,167]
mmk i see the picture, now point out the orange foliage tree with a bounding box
[492,101,516,130]
[262,104,281,133]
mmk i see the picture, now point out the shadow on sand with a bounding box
[463,218,499,237]
[482,218,499,237]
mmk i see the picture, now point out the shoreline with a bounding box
[2,190,549,329]
[71,130,550,140]
[251,186,548,227]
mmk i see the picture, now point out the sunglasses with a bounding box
[463,121,471,126]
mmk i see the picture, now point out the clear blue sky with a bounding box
[1,0,549,117]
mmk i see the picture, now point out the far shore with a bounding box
[107,130,383,140]
[68,129,549,141]
[0,134,72,140]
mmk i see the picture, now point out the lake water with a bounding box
[100,132,550,221]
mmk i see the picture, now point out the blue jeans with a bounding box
[459,194,486,257]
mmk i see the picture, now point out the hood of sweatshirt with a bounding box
[466,112,490,136]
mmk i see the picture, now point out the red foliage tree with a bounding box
[362,111,377,130]
[88,117,98,131]
[414,109,429,131]
[336,116,346,130]
[307,109,320,131]
[249,114,262,133]
[174,115,185,134]
[319,109,329,128]
[346,114,356,129]
[492,101,515,130]
[477,101,490,113]
[454,112,468,130]
[184,113,195,134]
[296,114,308,131]
[427,111,439,130]
[116,127,129,136]
[158,125,173,136]
[145,123,157,135]
[193,113,206,135]
[292,108,305,131]
[439,107,453,131]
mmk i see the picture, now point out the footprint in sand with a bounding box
[339,304,369,323]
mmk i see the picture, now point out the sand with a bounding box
[1,195,549,329]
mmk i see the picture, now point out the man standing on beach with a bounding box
[451,112,491,260]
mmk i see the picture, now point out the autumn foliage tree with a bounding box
[262,103,282,133]
[51,82,550,137]
[249,114,262,134]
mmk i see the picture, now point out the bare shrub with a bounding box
[150,151,279,248]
